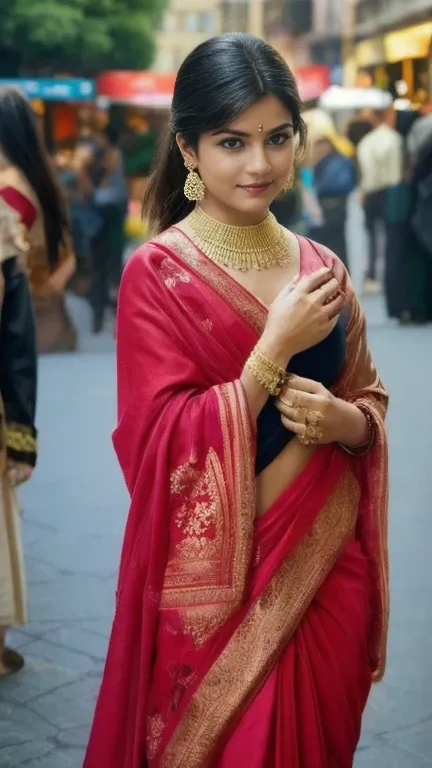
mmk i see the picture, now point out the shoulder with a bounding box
[121,228,185,298]
[299,236,347,285]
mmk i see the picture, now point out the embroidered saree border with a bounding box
[334,276,389,681]
[161,381,256,647]
[161,469,360,768]
[156,228,266,334]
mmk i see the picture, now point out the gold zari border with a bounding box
[6,423,37,455]
[161,381,256,647]
[161,469,360,768]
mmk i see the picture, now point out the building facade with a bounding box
[153,0,221,73]
[351,0,432,98]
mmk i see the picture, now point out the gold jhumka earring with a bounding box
[184,162,205,201]
[283,170,295,193]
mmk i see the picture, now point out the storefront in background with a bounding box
[354,21,432,103]
[96,71,176,204]
[0,78,96,147]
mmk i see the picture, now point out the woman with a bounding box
[85,34,389,768]
[0,168,38,675]
[309,134,356,270]
[0,86,76,354]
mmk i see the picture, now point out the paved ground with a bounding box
[1,239,432,766]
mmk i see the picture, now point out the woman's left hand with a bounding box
[276,374,367,447]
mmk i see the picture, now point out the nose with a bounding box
[246,144,272,177]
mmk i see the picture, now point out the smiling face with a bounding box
[176,95,295,226]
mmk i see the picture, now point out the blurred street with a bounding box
[0,266,431,767]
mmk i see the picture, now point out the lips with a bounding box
[238,182,272,194]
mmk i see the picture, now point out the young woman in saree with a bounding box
[0,87,76,354]
[0,165,38,677]
[84,33,389,768]
[0,85,71,674]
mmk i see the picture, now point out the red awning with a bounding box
[96,71,176,107]
[295,65,331,103]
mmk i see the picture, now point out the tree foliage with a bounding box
[0,0,167,75]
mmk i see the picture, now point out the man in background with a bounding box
[357,108,403,292]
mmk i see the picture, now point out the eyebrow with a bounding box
[212,122,294,137]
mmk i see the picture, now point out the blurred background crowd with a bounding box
[1,0,432,353]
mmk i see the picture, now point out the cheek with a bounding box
[200,151,240,188]
[272,146,295,177]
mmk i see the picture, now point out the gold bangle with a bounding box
[246,345,288,396]
[339,406,374,456]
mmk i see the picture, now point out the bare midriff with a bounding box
[255,438,317,518]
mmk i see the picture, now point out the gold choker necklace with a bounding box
[186,207,291,271]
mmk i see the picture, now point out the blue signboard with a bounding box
[0,78,95,101]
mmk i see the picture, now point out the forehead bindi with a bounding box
[225,97,293,136]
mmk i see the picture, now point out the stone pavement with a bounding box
[1,289,432,768]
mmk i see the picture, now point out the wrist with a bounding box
[259,331,292,370]
[335,400,369,448]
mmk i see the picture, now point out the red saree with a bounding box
[84,228,388,768]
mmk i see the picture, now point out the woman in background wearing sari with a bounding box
[0,85,71,673]
[85,34,389,768]
[0,87,76,355]
[0,153,37,677]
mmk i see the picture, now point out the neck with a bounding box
[198,198,270,227]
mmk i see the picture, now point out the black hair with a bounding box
[0,86,70,268]
[143,32,307,233]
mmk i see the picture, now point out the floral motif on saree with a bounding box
[83,227,389,768]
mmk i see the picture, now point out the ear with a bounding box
[176,134,197,168]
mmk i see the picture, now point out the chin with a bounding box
[234,197,271,217]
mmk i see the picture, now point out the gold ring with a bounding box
[298,423,323,446]
[306,410,323,427]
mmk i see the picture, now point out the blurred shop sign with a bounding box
[355,37,386,68]
[97,72,176,107]
[384,22,432,64]
[295,64,331,102]
[0,78,95,101]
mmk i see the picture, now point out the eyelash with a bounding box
[219,133,292,150]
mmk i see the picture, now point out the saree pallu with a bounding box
[84,228,388,768]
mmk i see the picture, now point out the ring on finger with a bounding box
[305,410,323,427]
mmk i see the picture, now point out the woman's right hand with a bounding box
[261,267,344,361]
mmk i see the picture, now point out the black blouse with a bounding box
[0,256,38,466]
[255,310,348,475]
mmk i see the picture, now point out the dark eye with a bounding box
[220,138,243,150]
[268,133,291,146]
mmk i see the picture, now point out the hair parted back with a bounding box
[143,33,307,233]
[0,86,69,268]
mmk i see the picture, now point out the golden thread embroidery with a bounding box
[172,449,219,563]
[159,257,191,289]
[6,424,37,454]
[183,605,233,647]
[147,712,166,760]
[161,470,360,768]
[155,229,266,334]
[161,381,255,648]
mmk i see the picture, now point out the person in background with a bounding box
[346,115,373,149]
[357,108,403,293]
[406,127,432,322]
[0,88,75,355]
[90,134,128,332]
[0,115,38,675]
[309,134,356,270]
